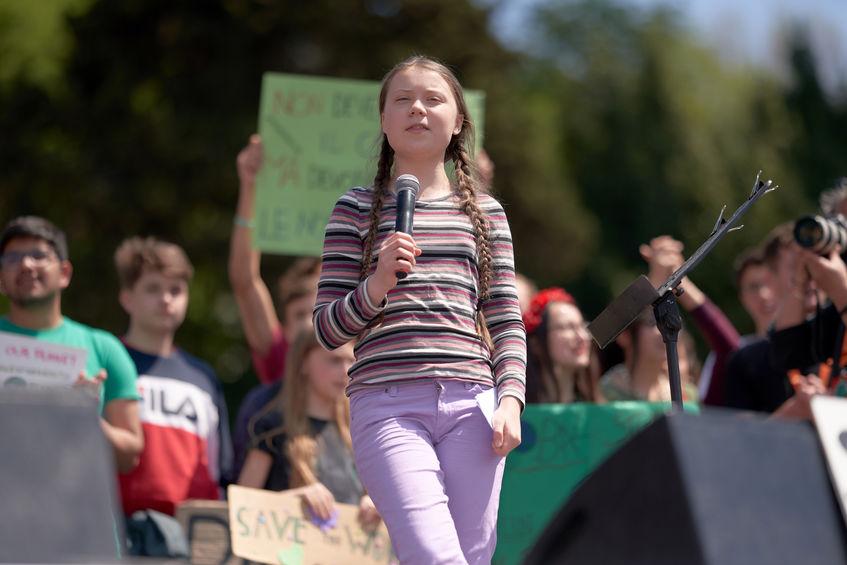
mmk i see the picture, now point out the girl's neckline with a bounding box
[417,191,456,204]
[380,186,457,204]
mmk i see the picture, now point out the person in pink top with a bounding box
[228,138,321,471]
[229,151,319,384]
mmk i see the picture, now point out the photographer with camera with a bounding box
[741,179,847,419]
[769,190,847,401]
[725,223,823,415]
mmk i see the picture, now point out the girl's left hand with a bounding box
[492,396,522,456]
[357,495,382,532]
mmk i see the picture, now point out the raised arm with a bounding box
[641,236,706,310]
[228,135,283,363]
[642,235,740,349]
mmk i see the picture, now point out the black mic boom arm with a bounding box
[588,171,778,349]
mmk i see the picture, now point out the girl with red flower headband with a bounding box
[524,288,605,403]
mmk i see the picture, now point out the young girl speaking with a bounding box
[313,56,526,564]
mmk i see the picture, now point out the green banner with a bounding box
[253,72,486,256]
[494,402,697,565]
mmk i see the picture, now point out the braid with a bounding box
[452,141,494,349]
[361,137,393,281]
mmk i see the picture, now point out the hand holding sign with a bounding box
[237,135,264,190]
[299,482,336,522]
[0,332,88,388]
[73,369,106,401]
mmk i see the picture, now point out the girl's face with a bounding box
[380,65,463,162]
[303,341,355,405]
[545,302,591,370]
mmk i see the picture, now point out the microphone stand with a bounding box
[587,172,778,411]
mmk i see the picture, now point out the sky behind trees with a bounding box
[488,0,847,94]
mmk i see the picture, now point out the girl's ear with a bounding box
[453,114,463,136]
[118,288,133,315]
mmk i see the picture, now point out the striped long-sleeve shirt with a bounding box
[313,186,527,405]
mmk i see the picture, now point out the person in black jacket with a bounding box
[725,224,825,416]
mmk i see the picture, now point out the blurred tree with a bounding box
[0,0,593,408]
[524,0,813,338]
[0,0,94,87]
[782,25,847,203]
[2,0,845,410]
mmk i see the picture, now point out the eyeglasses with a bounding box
[0,249,57,268]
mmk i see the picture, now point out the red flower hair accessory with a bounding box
[523,287,576,335]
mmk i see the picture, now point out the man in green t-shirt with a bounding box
[0,216,144,472]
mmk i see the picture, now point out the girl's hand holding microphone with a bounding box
[367,232,422,304]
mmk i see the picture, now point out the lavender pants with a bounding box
[349,379,505,565]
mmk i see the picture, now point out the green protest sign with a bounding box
[253,72,486,256]
[493,402,698,565]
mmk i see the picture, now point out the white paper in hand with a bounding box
[812,395,847,524]
[0,332,87,388]
[475,387,497,429]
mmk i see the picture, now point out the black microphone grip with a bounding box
[393,174,420,280]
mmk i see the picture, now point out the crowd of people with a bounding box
[3,53,847,563]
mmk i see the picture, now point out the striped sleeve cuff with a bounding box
[357,277,387,319]
[496,375,526,411]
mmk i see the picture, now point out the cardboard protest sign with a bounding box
[228,484,395,565]
[253,72,486,256]
[176,500,240,565]
[0,331,87,388]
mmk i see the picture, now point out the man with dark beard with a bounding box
[0,216,143,472]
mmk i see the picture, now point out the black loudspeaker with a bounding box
[524,411,847,565]
[0,388,123,563]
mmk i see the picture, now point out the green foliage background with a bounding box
[2,0,846,409]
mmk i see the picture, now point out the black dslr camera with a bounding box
[793,214,847,255]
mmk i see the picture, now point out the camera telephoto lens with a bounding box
[793,215,847,255]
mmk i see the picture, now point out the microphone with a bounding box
[394,174,420,280]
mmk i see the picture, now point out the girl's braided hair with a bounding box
[361,56,493,347]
